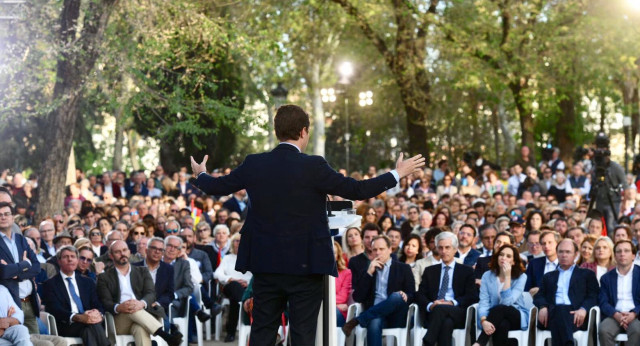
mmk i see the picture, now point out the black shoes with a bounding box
[341,318,359,337]
[210,303,223,316]
[224,334,235,342]
[153,328,182,346]
[196,309,211,322]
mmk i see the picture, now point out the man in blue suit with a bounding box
[42,246,110,346]
[454,224,480,267]
[525,230,560,295]
[190,104,425,345]
[133,237,175,315]
[598,240,640,346]
[341,236,415,346]
[533,239,599,346]
[0,201,41,333]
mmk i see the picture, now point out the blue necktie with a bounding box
[66,277,84,313]
[437,266,450,300]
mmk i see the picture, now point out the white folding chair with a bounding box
[169,296,191,346]
[411,303,475,346]
[237,302,251,346]
[473,293,536,346]
[40,311,84,346]
[213,281,231,341]
[535,306,597,346]
[192,283,207,346]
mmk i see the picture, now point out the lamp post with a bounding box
[270,82,288,148]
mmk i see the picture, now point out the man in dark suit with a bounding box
[0,201,41,333]
[454,224,480,267]
[533,239,599,346]
[341,236,415,346]
[348,223,383,286]
[598,240,640,346]
[474,231,514,284]
[42,246,110,346]
[222,190,248,219]
[416,231,478,346]
[97,240,182,346]
[525,230,560,295]
[190,104,425,345]
[133,237,175,314]
[162,235,194,318]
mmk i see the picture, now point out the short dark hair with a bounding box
[371,235,391,248]
[362,223,382,235]
[274,105,310,141]
[0,201,14,215]
[496,230,515,244]
[614,239,637,255]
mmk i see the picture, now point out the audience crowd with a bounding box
[1,143,640,345]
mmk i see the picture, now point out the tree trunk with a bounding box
[310,61,325,157]
[112,105,125,171]
[497,91,516,164]
[556,92,578,166]
[509,80,534,150]
[36,0,119,222]
[127,129,140,171]
[492,105,501,166]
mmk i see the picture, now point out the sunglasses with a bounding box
[166,229,179,234]
[148,246,164,252]
[170,209,179,213]
[133,231,145,236]
[197,229,209,233]
[367,212,376,216]
[78,256,93,263]
[90,232,101,236]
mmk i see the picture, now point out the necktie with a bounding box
[66,277,84,313]
[437,266,450,300]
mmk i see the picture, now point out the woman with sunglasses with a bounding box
[76,246,99,282]
[126,222,147,255]
[195,221,214,245]
[88,227,106,256]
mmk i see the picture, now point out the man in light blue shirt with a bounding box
[342,236,415,346]
[0,284,31,346]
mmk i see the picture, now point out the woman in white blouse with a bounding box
[214,233,252,342]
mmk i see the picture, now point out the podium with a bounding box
[316,201,361,346]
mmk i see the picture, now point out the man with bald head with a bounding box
[97,240,182,346]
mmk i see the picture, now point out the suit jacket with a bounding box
[416,262,478,324]
[524,256,549,291]
[222,197,247,219]
[133,261,175,311]
[194,244,219,270]
[533,266,599,313]
[477,271,530,330]
[455,248,481,267]
[42,272,104,332]
[188,248,214,284]
[171,258,194,301]
[0,232,41,312]
[96,265,165,319]
[598,265,640,318]
[474,256,491,280]
[352,259,415,311]
[348,253,370,287]
[194,143,397,276]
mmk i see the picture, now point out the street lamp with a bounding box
[358,91,373,107]
[270,82,288,148]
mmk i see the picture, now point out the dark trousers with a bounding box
[59,322,110,346]
[476,305,521,346]
[223,281,246,336]
[250,273,323,346]
[423,305,466,346]
[538,305,587,346]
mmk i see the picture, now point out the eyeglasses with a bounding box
[197,228,209,233]
[148,246,164,252]
[165,244,179,250]
[78,256,93,263]
[0,212,12,218]
[133,231,145,236]
[367,212,376,216]
[90,232,101,236]
[170,209,179,213]
[41,229,54,233]
[578,210,587,214]
[528,242,541,247]
[166,229,179,234]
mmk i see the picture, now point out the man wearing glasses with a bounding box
[134,237,175,328]
[162,236,194,318]
[164,220,181,238]
[38,220,56,259]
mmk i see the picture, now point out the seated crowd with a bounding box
[1,144,640,346]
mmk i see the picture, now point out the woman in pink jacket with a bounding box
[334,241,352,327]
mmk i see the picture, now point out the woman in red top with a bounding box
[334,241,352,327]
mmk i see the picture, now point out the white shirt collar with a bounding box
[61,271,76,280]
[279,142,301,152]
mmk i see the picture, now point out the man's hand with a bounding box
[538,307,548,328]
[243,298,254,313]
[86,309,103,324]
[190,155,209,177]
[0,259,6,265]
[237,279,248,288]
[367,258,384,275]
[395,153,426,178]
[337,303,348,312]
[94,262,105,274]
[397,291,407,302]
[0,319,10,329]
[7,306,14,318]
[570,308,586,327]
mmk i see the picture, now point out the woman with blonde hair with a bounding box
[580,236,616,282]
[341,227,365,260]
[334,241,352,327]
[195,221,214,245]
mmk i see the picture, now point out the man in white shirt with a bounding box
[598,240,640,346]
[96,240,182,346]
